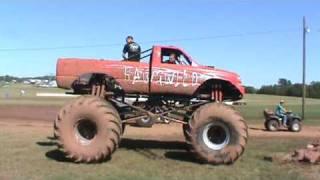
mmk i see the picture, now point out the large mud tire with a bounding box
[54,96,122,163]
[183,103,248,165]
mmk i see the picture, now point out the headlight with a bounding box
[237,76,242,83]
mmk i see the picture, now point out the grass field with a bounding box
[1,83,320,180]
[0,83,70,106]
[237,94,320,125]
[0,126,317,180]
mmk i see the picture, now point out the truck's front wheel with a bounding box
[54,96,122,163]
[183,103,248,164]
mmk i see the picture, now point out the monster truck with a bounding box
[54,45,248,164]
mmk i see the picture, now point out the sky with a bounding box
[0,0,319,88]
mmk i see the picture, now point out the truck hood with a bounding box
[197,65,245,95]
[200,65,242,83]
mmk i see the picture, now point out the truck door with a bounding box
[149,48,197,95]
[122,49,153,94]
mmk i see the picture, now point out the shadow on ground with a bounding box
[45,149,74,163]
[164,151,200,164]
[119,138,200,163]
[37,137,201,164]
[36,141,57,146]
[249,127,265,131]
[249,126,291,132]
[119,138,187,150]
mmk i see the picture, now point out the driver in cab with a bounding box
[164,53,178,64]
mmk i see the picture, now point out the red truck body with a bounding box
[56,45,244,100]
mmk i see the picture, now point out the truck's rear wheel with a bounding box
[54,96,122,163]
[183,103,248,164]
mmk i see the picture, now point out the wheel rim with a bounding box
[141,117,151,123]
[292,123,300,131]
[269,121,277,131]
[75,119,97,145]
[202,121,231,151]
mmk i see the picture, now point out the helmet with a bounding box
[280,100,285,104]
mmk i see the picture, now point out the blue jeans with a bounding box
[278,114,287,126]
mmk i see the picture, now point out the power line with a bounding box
[0,43,123,52]
[0,29,300,52]
[144,29,300,43]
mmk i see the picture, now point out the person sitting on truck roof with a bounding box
[275,100,288,126]
[164,53,178,64]
[122,36,141,61]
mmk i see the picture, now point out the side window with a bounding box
[161,49,191,66]
[178,54,192,66]
[161,53,172,64]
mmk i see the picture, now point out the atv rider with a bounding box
[275,100,288,126]
[122,36,141,61]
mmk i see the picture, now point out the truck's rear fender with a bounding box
[194,79,243,101]
[72,73,124,94]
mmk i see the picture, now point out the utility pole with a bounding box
[302,16,309,120]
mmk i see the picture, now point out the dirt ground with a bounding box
[1,105,320,140]
[0,105,60,122]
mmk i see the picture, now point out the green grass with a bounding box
[1,84,320,179]
[237,94,320,125]
[0,83,71,106]
[0,127,316,180]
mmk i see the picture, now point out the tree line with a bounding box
[245,78,320,99]
[1,75,320,99]
[0,75,56,83]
